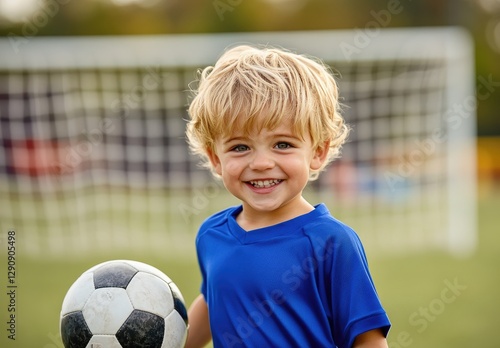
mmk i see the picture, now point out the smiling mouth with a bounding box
[248,179,283,188]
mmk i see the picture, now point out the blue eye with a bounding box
[231,144,249,152]
[275,142,291,149]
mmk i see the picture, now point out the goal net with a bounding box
[0,28,476,258]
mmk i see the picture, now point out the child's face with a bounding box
[207,120,329,226]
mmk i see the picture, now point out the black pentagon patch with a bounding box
[116,310,165,348]
[94,262,138,289]
[170,287,188,325]
[60,311,93,348]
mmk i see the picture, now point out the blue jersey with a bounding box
[196,204,390,348]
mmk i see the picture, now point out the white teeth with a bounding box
[249,179,282,188]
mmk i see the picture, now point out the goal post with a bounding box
[0,27,476,258]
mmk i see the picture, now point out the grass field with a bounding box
[1,187,499,348]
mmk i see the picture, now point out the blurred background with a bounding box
[0,0,499,347]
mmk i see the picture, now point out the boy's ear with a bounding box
[206,147,222,176]
[310,140,330,171]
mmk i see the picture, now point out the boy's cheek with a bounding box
[223,162,242,177]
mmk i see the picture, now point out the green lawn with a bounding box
[374,189,500,348]
[1,190,499,348]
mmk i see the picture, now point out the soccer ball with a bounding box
[60,260,188,348]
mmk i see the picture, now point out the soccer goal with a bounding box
[0,27,476,258]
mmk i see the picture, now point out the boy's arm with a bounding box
[352,329,388,348]
[184,294,211,348]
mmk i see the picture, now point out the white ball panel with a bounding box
[61,272,95,314]
[127,272,174,318]
[122,260,173,283]
[162,311,188,348]
[83,288,133,334]
[167,280,186,304]
[86,335,123,348]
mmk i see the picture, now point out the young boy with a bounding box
[185,45,390,348]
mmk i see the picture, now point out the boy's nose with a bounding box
[249,151,275,170]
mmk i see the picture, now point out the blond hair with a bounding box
[186,45,349,180]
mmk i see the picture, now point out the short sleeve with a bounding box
[315,225,390,348]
